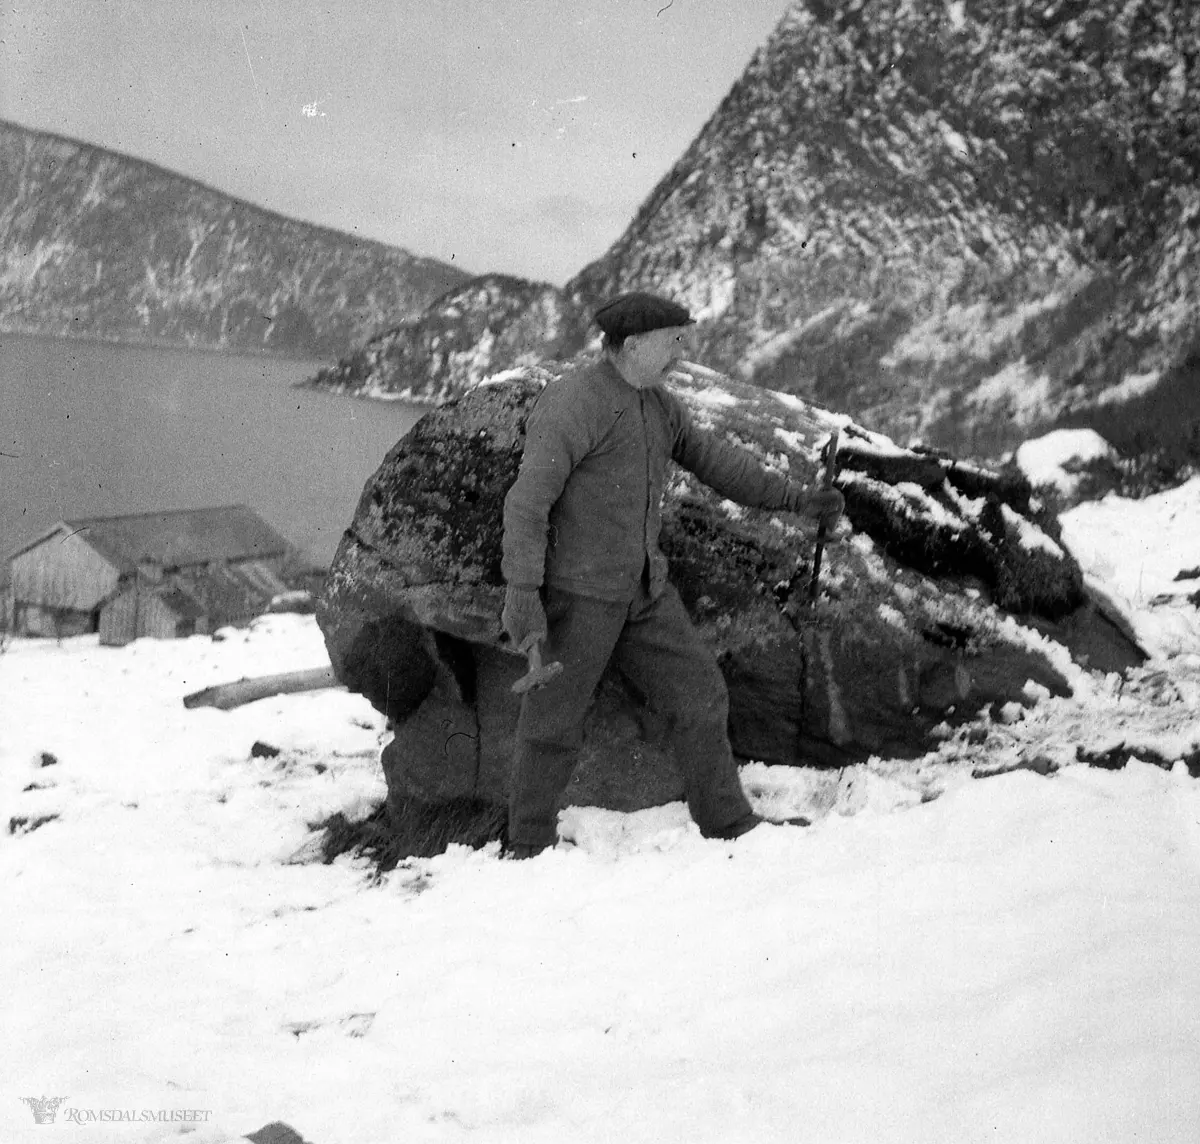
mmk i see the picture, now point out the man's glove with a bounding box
[787,484,846,533]
[502,585,548,652]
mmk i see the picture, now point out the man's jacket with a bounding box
[502,358,798,602]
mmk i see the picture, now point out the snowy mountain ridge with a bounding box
[0,120,469,357]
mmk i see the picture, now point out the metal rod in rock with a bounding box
[808,427,841,605]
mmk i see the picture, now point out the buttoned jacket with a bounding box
[502,358,797,602]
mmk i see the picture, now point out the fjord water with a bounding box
[1,333,425,565]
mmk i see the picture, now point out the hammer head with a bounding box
[511,641,564,695]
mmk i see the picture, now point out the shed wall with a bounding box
[10,532,120,613]
[13,602,97,638]
[99,591,138,647]
[137,594,186,640]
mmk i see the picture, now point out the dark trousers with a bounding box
[509,580,754,848]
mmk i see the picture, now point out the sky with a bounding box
[0,0,793,285]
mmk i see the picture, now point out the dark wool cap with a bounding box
[593,292,694,340]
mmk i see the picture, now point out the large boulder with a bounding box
[316,361,1137,846]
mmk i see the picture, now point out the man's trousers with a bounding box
[508,580,755,849]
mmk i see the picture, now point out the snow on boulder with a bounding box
[316,361,1141,853]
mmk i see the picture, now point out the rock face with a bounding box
[309,275,588,403]
[566,0,1200,459]
[316,363,1133,841]
[0,120,468,357]
[310,0,1199,466]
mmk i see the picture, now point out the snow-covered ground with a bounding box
[4,479,1200,1144]
[1015,430,1200,658]
[1059,479,1200,659]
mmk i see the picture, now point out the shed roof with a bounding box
[174,560,288,623]
[55,505,292,573]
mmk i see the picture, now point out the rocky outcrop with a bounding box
[564,0,1200,458]
[316,363,1136,848]
[309,275,587,403]
[0,120,468,357]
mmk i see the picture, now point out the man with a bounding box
[500,291,844,858]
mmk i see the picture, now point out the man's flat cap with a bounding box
[594,291,694,339]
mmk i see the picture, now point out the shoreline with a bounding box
[0,324,336,369]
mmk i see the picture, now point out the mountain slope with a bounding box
[310,274,588,402]
[564,0,1200,455]
[0,120,469,357]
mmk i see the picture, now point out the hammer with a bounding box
[808,427,841,605]
[511,639,564,696]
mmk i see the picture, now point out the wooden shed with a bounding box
[99,581,210,644]
[5,505,294,644]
